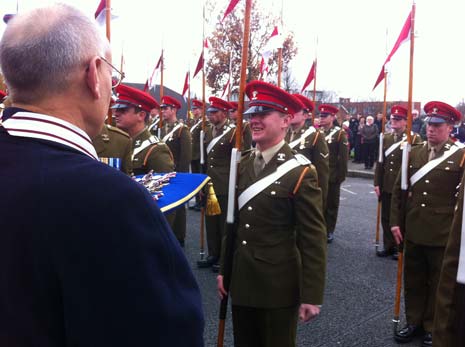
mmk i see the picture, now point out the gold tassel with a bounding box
[206,182,221,216]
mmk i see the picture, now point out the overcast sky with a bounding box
[2,0,465,108]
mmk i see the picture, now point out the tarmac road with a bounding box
[182,176,420,347]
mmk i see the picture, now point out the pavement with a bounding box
[182,176,421,347]
[347,159,375,179]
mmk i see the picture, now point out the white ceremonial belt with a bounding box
[325,128,339,142]
[148,119,159,132]
[289,127,316,149]
[190,120,201,133]
[238,158,301,210]
[410,146,460,186]
[385,140,404,157]
[162,123,182,142]
[206,128,233,154]
[132,135,159,159]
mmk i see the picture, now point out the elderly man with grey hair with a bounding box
[0,4,204,346]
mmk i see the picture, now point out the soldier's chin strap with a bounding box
[227,148,241,224]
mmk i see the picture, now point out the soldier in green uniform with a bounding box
[197,97,235,271]
[112,84,176,228]
[318,104,349,243]
[92,122,133,175]
[160,95,192,246]
[189,99,205,211]
[217,81,326,347]
[390,101,465,347]
[434,171,465,347]
[286,94,329,209]
[148,107,160,135]
[229,101,253,150]
[374,105,422,259]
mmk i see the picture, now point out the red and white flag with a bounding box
[372,10,412,90]
[145,51,163,92]
[182,72,189,97]
[193,39,209,79]
[222,0,240,22]
[260,26,282,75]
[301,60,317,93]
[94,0,117,27]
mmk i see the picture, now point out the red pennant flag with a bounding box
[143,79,149,92]
[94,0,105,19]
[221,80,230,98]
[301,60,317,93]
[204,39,209,49]
[222,0,240,21]
[182,72,189,96]
[372,10,412,90]
[193,52,204,78]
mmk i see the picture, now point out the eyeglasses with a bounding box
[100,56,124,88]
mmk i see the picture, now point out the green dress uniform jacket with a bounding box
[190,118,203,162]
[286,125,329,208]
[92,124,133,175]
[374,132,422,251]
[205,120,238,196]
[374,132,422,194]
[323,126,349,233]
[160,121,192,243]
[324,126,348,184]
[204,120,238,259]
[221,143,327,308]
[160,121,192,172]
[434,173,465,347]
[390,140,465,246]
[390,139,465,332]
[131,129,174,176]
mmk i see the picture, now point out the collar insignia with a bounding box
[277,153,286,161]
[135,139,141,146]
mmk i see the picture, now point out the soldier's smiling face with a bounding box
[250,110,290,151]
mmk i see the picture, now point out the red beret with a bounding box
[229,101,239,110]
[0,90,7,100]
[318,104,339,116]
[191,99,204,109]
[390,105,408,119]
[207,97,233,112]
[424,101,462,124]
[244,80,303,115]
[160,95,181,109]
[292,94,314,113]
[112,84,159,113]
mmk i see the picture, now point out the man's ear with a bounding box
[86,56,102,100]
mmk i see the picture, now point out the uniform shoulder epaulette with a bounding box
[334,126,341,131]
[294,153,311,166]
[106,124,130,138]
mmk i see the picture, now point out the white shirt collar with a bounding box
[2,111,98,160]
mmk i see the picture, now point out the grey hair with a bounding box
[0,3,110,103]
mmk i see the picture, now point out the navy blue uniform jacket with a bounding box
[0,108,204,346]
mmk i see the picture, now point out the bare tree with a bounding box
[205,1,297,95]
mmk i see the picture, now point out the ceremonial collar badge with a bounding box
[277,153,286,161]
[102,133,110,142]
[135,139,141,146]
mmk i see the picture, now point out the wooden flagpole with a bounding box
[217,0,252,345]
[393,2,416,335]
